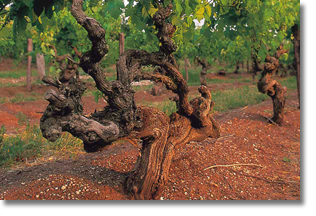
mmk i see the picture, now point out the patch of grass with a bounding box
[0,69,38,79]
[207,75,253,85]
[32,79,45,85]
[16,112,29,125]
[212,86,269,112]
[238,77,253,83]
[132,84,154,92]
[9,93,39,103]
[0,78,44,88]
[263,109,273,114]
[85,75,116,83]
[161,101,177,116]
[0,82,24,88]
[105,67,116,74]
[107,75,116,81]
[279,76,297,91]
[0,125,5,143]
[138,86,269,115]
[180,66,254,86]
[0,124,84,168]
[0,97,6,104]
[179,68,201,86]
[282,157,291,163]
[207,78,230,84]
[86,77,95,83]
[140,100,177,116]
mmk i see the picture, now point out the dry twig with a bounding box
[204,163,265,171]
[264,116,281,128]
[217,134,235,140]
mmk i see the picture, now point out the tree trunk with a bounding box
[200,68,207,86]
[252,62,257,83]
[271,82,286,125]
[279,63,288,78]
[119,33,125,55]
[195,57,210,86]
[234,61,240,74]
[252,72,256,83]
[124,107,170,200]
[125,86,220,200]
[36,53,45,80]
[27,38,33,92]
[247,60,250,74]
[184,58,190,82]
[252,55,263,83]
[292,24,300,109]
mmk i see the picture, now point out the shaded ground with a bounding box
[0,93,300,200]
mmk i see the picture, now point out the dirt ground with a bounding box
[0,58,300,200]
[0,92,300,200]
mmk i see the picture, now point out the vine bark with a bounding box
[195,57,211,86]
[257,46,287,125]
[292,24,300,109]
[40,0,221,200]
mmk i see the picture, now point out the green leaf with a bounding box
[183,25,194,42]
[132,15,146,30]
[195,7,204,21]
[258,47,266,61]
[105,0,124,19]
[23,0,33,8]
[45,4,54,19]
[174,0,183,16]
[282,157,291,162]
[184,0,192,15]
[148,4,158,17]
[12,6,29,38]
[171,15,181,26]
[88,0,101,7]
[205,4,212,17]
[33,0,44,16]
[92,90,103,103]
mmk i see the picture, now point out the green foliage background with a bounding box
[0,0,300,71]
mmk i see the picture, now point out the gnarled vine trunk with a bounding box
[278,63,288,78]
[27,38,33,92]
[184,58,190,82]
[257,47,287,125]
[234,61,240,74]
[292,24,300,109]
[195,57,211,86]
[40,0,220,200]
[252,53,263,83]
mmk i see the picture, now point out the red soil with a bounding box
[0,93,300,200]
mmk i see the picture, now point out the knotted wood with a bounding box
[257,46,287,125]
[40,0,221,200]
